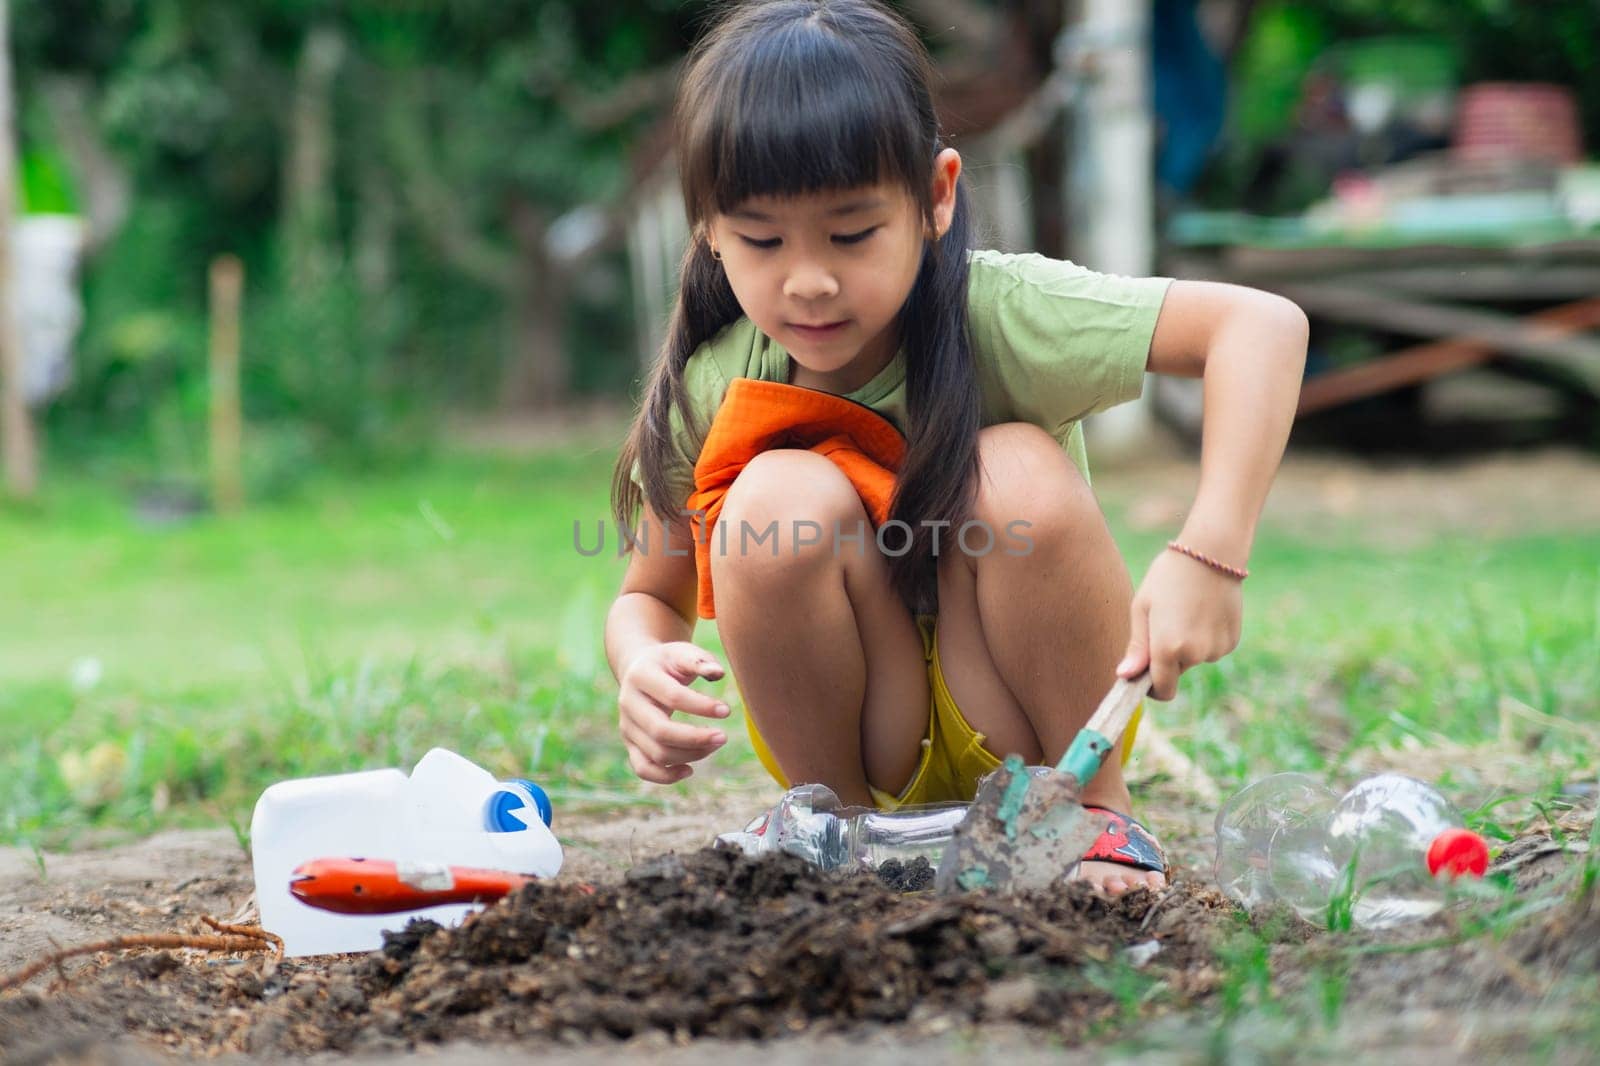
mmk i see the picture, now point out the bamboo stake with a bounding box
[208,254,244,513]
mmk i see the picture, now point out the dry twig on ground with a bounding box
[0,915,282,993]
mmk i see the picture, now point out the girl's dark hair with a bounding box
[611,0,981,614]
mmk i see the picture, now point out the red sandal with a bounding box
[1079,806,1166,875]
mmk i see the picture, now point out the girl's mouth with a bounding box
[789,320,849,339]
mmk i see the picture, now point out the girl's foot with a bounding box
[1076,861,1167,896]
[1071,806,1167,896]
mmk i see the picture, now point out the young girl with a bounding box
[605,0,1306,896]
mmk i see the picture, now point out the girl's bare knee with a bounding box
[712,450,867,588]
[972,422,1098,545]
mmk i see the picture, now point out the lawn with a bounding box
[0,438,669,847]
[2,435,1596,852]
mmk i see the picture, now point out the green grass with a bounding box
[0,447,623,699]
[1116,527,1600,798]
[0,443,737,848]
[1,443,1596,850]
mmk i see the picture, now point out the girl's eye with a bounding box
[735,227,879,251]
[834,227,878,245]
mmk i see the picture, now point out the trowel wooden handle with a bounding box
[1054,673,1152,782]
[1087,673,1152,742]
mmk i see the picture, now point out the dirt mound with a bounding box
[6,827,1595,1062]
[237,848,1235,1055]
[0,848,1235,1058]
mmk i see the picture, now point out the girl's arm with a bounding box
[1116,280,1309,699]
[605,505,731,782]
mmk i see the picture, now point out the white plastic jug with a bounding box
[250,748,563,956]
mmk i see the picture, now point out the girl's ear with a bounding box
[929,148,962,239]
[698,222,721,259]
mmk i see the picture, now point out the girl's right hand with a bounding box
[617,642,731,784]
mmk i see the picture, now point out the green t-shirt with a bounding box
[635,249,1172,509]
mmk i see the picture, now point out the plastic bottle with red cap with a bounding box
[1215,771,1491,929]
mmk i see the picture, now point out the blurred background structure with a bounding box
[2,0,1599,503]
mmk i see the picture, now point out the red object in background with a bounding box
[1454,83,1583,165]
[289,857,536,914]
[1426,828,1491,880]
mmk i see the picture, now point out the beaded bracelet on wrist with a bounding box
[1166,540,1249,581]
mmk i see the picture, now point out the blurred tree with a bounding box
[11,0,1594,456]
[8,0,1036,455]
[349,1,692,409]
[11,0,713,451]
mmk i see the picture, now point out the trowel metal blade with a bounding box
[933,763,1111,895]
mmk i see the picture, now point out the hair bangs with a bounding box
[678,14,930,223]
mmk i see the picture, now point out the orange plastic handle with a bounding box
[289,857,535,914]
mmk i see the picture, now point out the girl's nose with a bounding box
[783,263,840,301]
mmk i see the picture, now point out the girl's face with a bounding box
[707,149,961,392]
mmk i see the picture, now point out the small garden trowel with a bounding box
[933,673,1152,895]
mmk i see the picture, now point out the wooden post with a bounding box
[0,0,36,500]
[208,255,244,514]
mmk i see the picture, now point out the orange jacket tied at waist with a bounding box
[686,378,907,620]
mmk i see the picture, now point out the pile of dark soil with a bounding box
[0,848,1235,1058]
[6,825,1595,1062]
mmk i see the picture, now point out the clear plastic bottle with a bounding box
[1323,773,1490,929]
[716,783,969,870]
[1214,771,1490,928]
[251,748,561,956]
[1213,772,1341,911]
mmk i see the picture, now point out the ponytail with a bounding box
[611,238,742,533]
[888,172,981,613]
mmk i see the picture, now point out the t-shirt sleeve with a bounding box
[967,251,1172,432]
[627,346,731,515]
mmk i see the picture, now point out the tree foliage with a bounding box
[13,0,713,473]
[10,0,1597,473]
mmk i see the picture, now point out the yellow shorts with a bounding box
[742,614,1143,810]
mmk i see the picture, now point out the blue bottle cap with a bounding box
[485,779,554,832]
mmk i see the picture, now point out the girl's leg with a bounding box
[933,423,1164,894]
[711,449,930,808]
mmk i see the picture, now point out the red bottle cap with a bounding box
[1427,828,1490,879]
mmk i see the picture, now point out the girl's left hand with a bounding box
[1115,548,1244,700]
